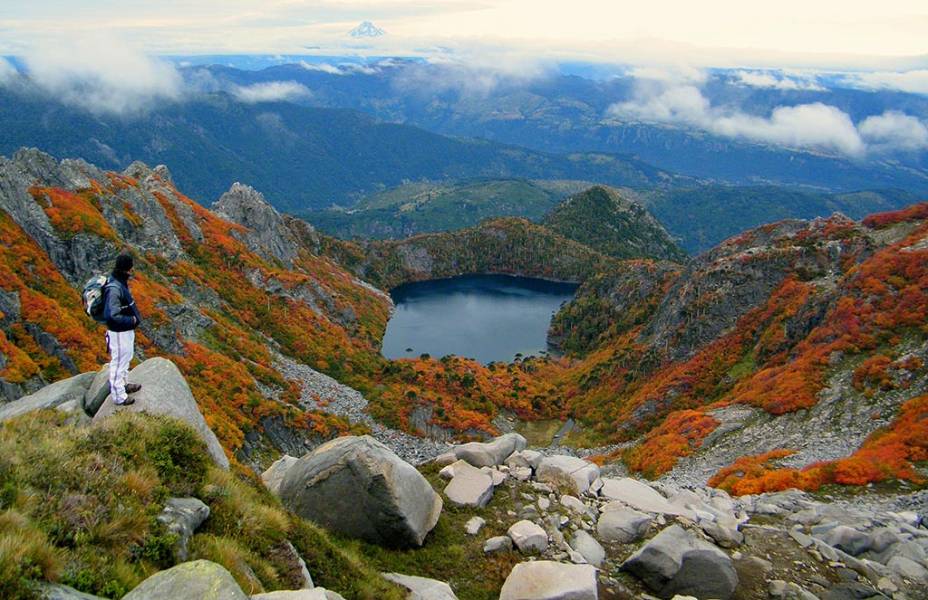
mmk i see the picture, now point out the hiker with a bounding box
[104,253,143,406]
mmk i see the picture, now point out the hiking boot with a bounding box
[125,383,142,394]
[115,397,136,406]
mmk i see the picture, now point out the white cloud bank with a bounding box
[845,70,928,96]
[733,70,825,91]
[22,36,182,115]
[233,81,312,103]
[608,75,928,156]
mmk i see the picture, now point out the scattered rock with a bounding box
[597,505,652,543]
[40,584,106,599]
[262,455,299,496]
[484,536,514,554]
[82,365,110,417]
[122,559,247,600]
[700,520,743,548]
[251,590,345,600]
[0,371,94,421]
[156,497,211,561]
[508,520,549,554]
[816,526,872,557]
[506,449,543,471]
[382,572,459,600]
[92,358,230,469]
[571,530,605,567]
[560,495,589,516]
[278,436,442,547]
[599,478,692,518]
[499,561,598,600]
[622,524,739,600]
[444,463,494,508]
[536,455,600,495]
[465,516,486,536]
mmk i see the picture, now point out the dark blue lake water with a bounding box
[381,274,578,364]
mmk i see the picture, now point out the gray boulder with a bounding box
[278,436,442,547]
[535,456,600,495]
[499,561,598,600]
[449,433,527,467]
[40,584,106,599]
[92,358,230,469]
[622,525,738,599]
[815,525,872,556]
[571,530,605,567]
[599,478,693,518]
[157,497,211,561]
[597,505,652,543]
[506,449,543,471]
[82,366,111,417]
[123,560,247,600]
[382,572,459,600]
[508,520,548,554]
[443,463,494,508]
[0,371,94,421]
[262,455,299,496]
[484,535,514,554]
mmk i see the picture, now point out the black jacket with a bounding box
[103,272,142,332]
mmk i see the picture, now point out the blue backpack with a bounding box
[82,274,109,323]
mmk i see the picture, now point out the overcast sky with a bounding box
[2,0,927,69]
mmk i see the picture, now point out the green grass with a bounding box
[0,411,404,600]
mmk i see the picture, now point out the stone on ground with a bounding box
[505,449,543,471]
[444,462,494,508]
[157,497,211,561]
[0,371,94,421]
[571,530,605,567]
[508,520,548,554]
[251,590,345,600]
[499,561,598,600]
[449,433,527,467]
[92,358,230,469]
[535,455,600,495]
[40,583,106,599]
[815,525,872,556]
[465,516,486,535]
[123,559,247,600]
[622,524,738,599]
[278,435,442,547]
[484,535,514,554]
[597,505,652,543]
[262,455,299,496]
[382,572,459,600]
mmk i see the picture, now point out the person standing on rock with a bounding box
[104,253,143,406]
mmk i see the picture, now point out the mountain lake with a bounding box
[381,274,578,364]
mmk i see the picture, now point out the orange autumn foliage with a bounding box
[30,186,117,241]
[862,202,928,229]
[625,409,720,478]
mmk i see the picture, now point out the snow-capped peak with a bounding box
[348,21,386,38]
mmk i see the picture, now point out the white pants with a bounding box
[107,329,135,404]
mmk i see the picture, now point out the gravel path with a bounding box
[274,354,449,464]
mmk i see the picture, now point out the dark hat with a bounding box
[114,253,134,273]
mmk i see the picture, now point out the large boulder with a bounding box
[40,584,106,599]
[571,530,605,567]
[443,463,494,508]
[622,525,738,599]
[499,561,598,600]
[448,433,527,467]
[0,371,95,421]
[262,455,299,496]
[251,591,345,600]
[92,358,230,469]
[599,478,693,518]
[82,365,111,417]
[535,456,600,495]
[278,436,442,547]
[157,497,211,561]
[123,559,247,600]
[382,572,459,600]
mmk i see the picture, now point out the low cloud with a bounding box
[607,77,927,156]
[22,35,182,115]
[859,111,928,152]
[233,81,312,103]
[732,70,825,91]
[393,52,552,98]
[0,58,17,84]
[300,61,346,75]
[843,70,928,96]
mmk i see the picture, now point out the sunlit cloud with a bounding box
[233,81,312,103]
[732,70,825,92]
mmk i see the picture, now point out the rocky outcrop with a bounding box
[622,524,739,599]
[499,561,598,600]
[212,183,300,267]
[82,366,111,417]
[535,455,600,495]
[278,436,442,547]
[123,560,248,600]
[92,358,230,469]
[262,455,299,496]
[0,371,95,421]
